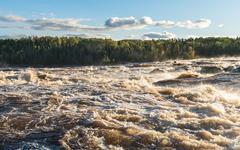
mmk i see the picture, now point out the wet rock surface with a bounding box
[200,66,223,73]
[0,57,240,149]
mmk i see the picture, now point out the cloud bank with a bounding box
[143,32,176,40]
[176,19,211,29]
[104,17,211,30]
[0,15,26,22]
[66,33,111,39]
[0,15,211,32]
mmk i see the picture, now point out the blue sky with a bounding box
[0,0,239,39]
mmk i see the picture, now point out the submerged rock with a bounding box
[200,66,223,73]
[232,66,240,73]
[224,66,236,72]
[176,72,199,79]
[175,65,191,71]
[21,142,58,150]
[154,73,240,87]
[130,63,154,68]
[149,68,165,74]
[2,142,50,150]
[6,75,18,80]
[37,72,48,80]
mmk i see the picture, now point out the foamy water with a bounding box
[0,57,240,150]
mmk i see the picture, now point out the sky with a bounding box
[0,0,239,40]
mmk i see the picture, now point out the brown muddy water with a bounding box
[0,58,240,150]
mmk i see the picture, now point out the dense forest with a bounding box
[0,37,240,66]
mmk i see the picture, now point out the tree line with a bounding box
[0,37,240,66]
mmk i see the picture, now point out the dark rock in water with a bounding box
[0,129,64,150]
[173,62,183,66]
[224,66,236,72]
[0,68,20,72]
[154,73,240,87]
[200,66,223,73]
[6,75,19,80]
[175,65,191,71]
[154,79,183,86]
[21,142,59,150]
[150,68,165,74]
[232,67,240,73]
[195,61,216,65]
[3,141,61,150]
[37,72,48,80]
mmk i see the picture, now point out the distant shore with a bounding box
[0,37,240,67]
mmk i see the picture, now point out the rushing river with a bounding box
[0,57,240,150]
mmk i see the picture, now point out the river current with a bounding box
[0,57,240,150]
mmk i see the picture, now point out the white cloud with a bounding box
[155,20,176,28]
[66,33,111,39]
[145,18,211,29]
[143,32,176,40]
[32,12,56,18]
[218,24,224,28]
[0,15,106,31]
[139,16,153,25]
[148,18,211,29]
[0,15,26,22]
[176,19,211,29]
[125,34,140,39]
[0,14,212,32]
[0,34,29,39]
[27,18,82,31]
[105,16,138,28]
[105,16,153,29]
[77,26,107,31]
[0,24,30,30]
